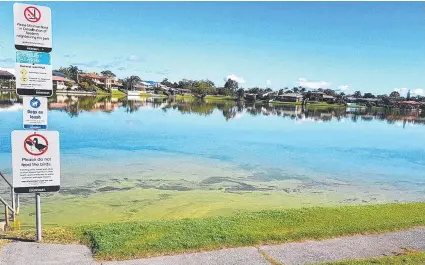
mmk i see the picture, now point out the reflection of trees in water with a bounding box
[121,100,139,113]
[3,91,424,126]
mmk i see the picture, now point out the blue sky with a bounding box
[0,1,424,95]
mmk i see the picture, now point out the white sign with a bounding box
[12,130,60,193]
[23,97,48,129]
[15,62,53,97]
[13,3,52,52]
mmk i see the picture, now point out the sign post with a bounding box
[14,3,53,97]
[12,3,55,242]
[36,192,41,241]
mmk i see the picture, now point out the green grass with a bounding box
[318,251,425,265]
[204,95,237,101]
[175,94,194,100]
[111,89,126,97]
[95,88,109,95]
[76,202,424,260]
[270,101,303,105]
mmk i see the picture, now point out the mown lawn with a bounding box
[319,252,425,265]
[2,203,424,261]
[75,202,425,260]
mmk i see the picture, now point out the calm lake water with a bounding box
[0,93,424,225]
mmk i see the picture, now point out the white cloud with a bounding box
[394,88,408,94]
[412,88,425,96]
[127,55,140,62]
[338,85,350,91]
[266,80,271,86]
[298,78,330,89]
[393,88,425,96]
[224,74,245,84]
[0,67,15,75]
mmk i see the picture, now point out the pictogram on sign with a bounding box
[24,6,41,23]
[24,133,49,156]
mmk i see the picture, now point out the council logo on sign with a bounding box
[24,134,48,156]
[24,6,41,23]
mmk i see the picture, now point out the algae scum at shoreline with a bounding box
[12,171,423,228]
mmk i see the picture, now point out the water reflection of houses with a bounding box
[1,90,417,125]
[48,95,123,115]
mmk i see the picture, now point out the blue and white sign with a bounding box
[16,51,51,65]
[23,96,48,129]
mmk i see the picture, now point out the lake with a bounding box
[0,93,424,227]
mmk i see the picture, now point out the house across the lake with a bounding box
[53,75,78,90]
[322,95,336,104]
[78,73,123,90]
[277,93,303,102]
[0,70,15,85]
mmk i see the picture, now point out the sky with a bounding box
[0,1,424,95]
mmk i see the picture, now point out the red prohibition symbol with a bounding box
[24,6,41,23]
[24,134,48,156]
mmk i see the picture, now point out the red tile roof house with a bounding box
[52,76,78,90]
[0,70,15,86]
[78,73,123,90]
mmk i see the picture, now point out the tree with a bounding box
[264,88,273,93]
[79,76,95,86]
[278,89,284,95]
[67,65,81,82]
[80,82,90,90]
[292,87,299,93]
[247,87,261,94]
[353,91,362,98]
[224,78,238,94]
[65,81,73,89]
[161,78,173,88]
[236,88,245,100]
[193,80,215,95]
[101,70,116,78]
[324,89,336,96]
[363,92,375,98]
[124,75,142,90]
[390,91,400,98]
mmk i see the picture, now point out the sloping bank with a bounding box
[3,202,425,261]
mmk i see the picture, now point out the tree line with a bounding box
[52,65,423,101]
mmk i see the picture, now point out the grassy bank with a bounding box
[111,89,126,97]
[95,88,109,96]
[6,202,420,260]
[204,95,237,101]
[78,202,425,260]
[320,251,425,265]
[3,203,424,260]
[175,94,194,100]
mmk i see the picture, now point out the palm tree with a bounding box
[67,65,80,82]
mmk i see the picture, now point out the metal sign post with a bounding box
[13,2,55,242]
[36,193,41,241]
